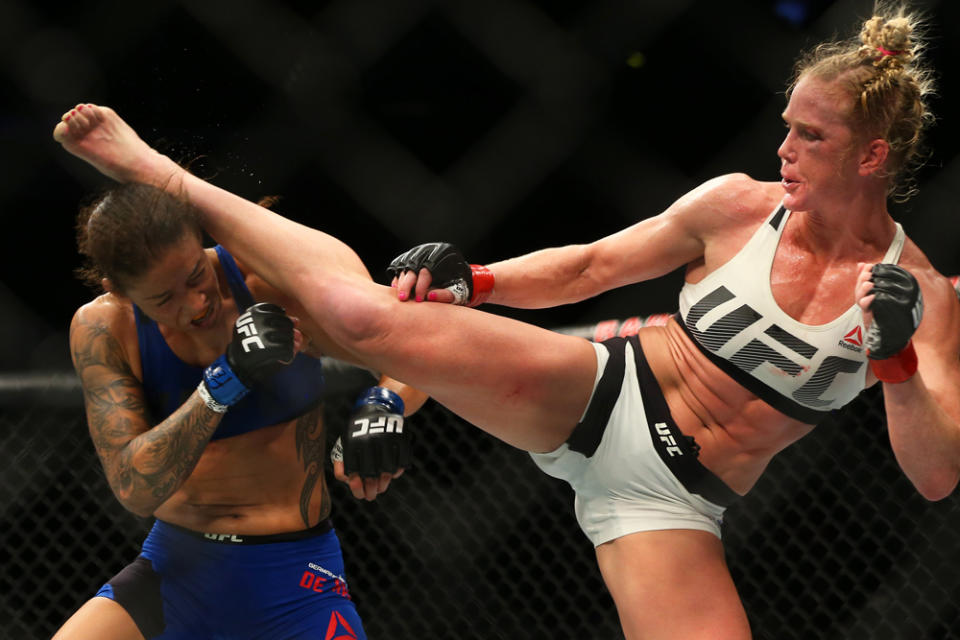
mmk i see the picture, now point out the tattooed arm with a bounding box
[70,298,222,517]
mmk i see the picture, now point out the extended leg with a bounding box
[54,104,597,452]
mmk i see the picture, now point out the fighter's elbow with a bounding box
[124,502,157,518]
[111,492,157,518]
[108,480,158,518]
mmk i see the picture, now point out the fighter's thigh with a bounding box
[52,596,144,640]
[595,529,751,640]
[345,287,600,451]
[433,327,599,451]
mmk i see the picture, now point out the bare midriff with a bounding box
[152,419,330,536]
[639,318,816,496]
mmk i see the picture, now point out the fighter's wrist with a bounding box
[869,340,918,384]
[197,380,230,414]
[355,386,405,415]
[468,264,495,307]
[202,354,251,406]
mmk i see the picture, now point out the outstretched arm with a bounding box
[393,174,756,309]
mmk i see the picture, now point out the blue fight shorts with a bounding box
[94,519,366,639]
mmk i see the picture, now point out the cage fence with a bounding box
[2,331,959,640]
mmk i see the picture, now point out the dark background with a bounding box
[1,1,960,639]
[2,0,958,372]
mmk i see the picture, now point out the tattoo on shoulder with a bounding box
[71,315,136,379]
[73,318,143,435]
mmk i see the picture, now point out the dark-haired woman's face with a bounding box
[124,234,223,332]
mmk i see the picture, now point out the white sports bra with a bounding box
[676,204,905,423]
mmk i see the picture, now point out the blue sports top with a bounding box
[133,245,325,439]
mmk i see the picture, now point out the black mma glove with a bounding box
[866,264,923,383]
[387,242,494,306]
[197,303,296,412]
[335,387,410,477]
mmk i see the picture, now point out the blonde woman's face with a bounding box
[777,75,862,211]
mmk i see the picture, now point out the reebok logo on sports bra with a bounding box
[676,204,906,424]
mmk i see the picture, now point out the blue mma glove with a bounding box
[198,303,296,412]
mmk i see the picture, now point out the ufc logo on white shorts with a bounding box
[351,416,404,437]
[655,422,683,457]
[235,312,265,352]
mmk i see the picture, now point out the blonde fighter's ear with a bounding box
[858,138,890,177]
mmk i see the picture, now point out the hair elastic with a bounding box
[876,45,903,57]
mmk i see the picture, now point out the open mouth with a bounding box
[191,304,214,326]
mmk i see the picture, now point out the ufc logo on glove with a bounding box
[235,311,265,352]
[339,386,412,477]
[351,415,404,437]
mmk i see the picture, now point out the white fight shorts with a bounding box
[530,335,739,546]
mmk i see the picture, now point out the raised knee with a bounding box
[300,272,394,348]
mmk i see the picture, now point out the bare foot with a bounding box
[53,103,182,186]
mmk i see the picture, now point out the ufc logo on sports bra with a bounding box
[685,286,862,408]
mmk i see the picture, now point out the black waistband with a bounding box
[566,335,741,508]
[567,336,626,458]
[625,334,741,508]
[158,518,334,545]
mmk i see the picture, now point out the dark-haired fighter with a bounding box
[50,180,426,639]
